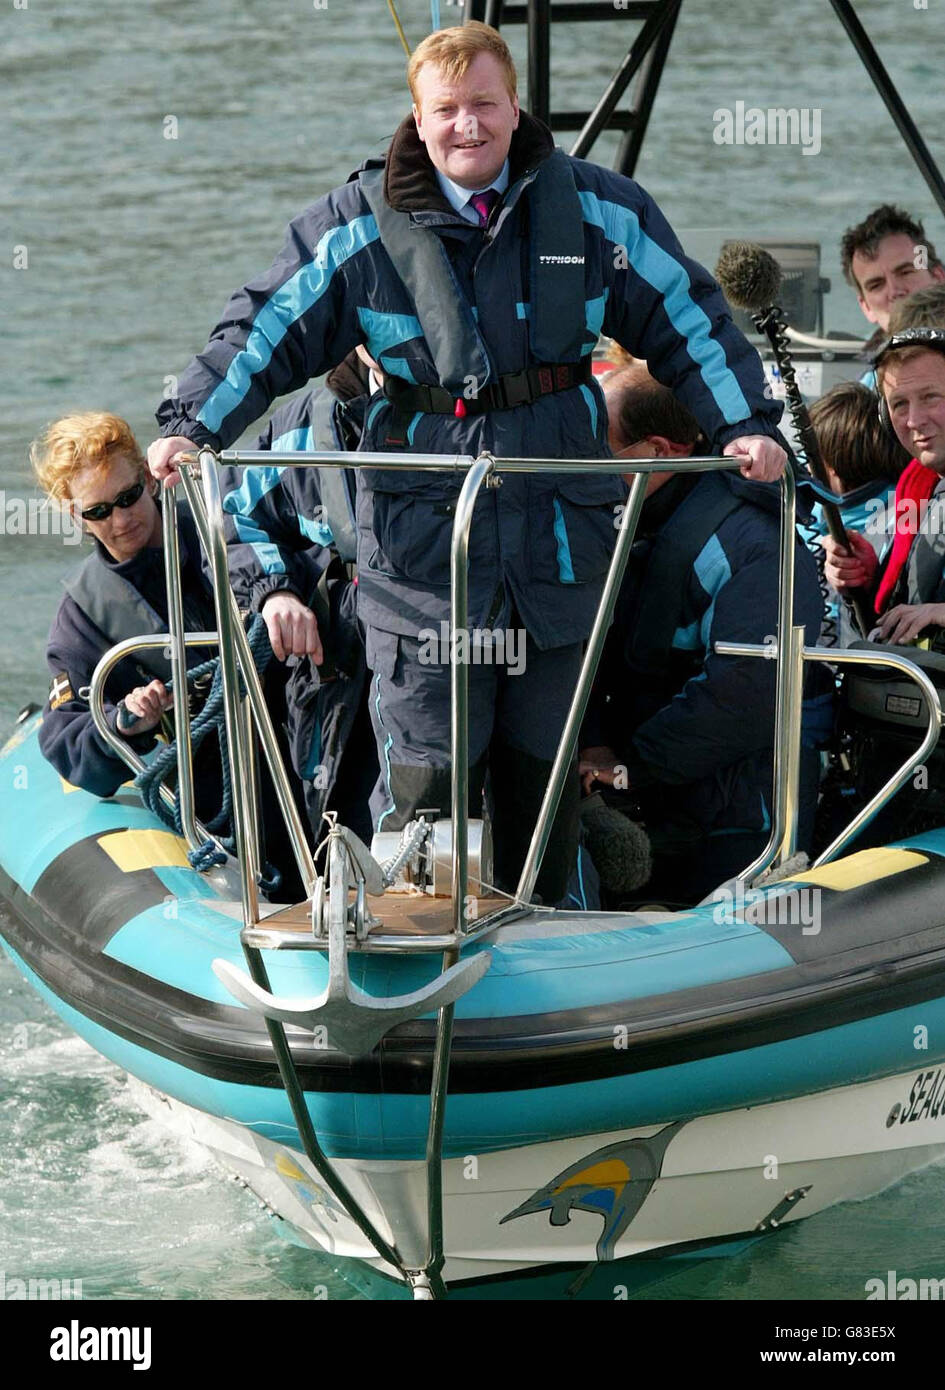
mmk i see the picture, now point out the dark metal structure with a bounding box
[460,0,945,216]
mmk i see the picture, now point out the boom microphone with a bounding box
[715,240,873,639]
[580,793,652,897]
[715,240,783,315]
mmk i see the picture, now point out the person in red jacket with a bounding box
[823,329,945,644]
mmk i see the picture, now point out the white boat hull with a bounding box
[128,1062,945,1289]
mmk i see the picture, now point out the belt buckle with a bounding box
[501,372,531,409]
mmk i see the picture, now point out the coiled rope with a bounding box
[134,614,281,891]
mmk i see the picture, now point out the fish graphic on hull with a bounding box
[275,1151,342,1221]
[501,1122,687,1261]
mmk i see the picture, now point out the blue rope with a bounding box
[133,614,281,891]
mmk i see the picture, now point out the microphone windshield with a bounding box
[580,796,652,895]
[715,240,782,312]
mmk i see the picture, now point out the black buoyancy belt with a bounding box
[627,473,743,674]
[358,150,587,393]
[307,389,359,564]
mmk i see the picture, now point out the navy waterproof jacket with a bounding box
[217,387,374,836]
[158,112,783,647]
[218,387,360,627]
[39,513,217,798]
[583,470,828,839]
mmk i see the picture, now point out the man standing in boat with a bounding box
[147,21,785,902]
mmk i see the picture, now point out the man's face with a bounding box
[882,350,945,473]
[69,456,162,562]
[852,232,945,331]
[412,52,519,190]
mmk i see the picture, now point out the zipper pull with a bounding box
[454,397,467,419]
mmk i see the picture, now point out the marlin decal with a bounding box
[501,1122,687,1261]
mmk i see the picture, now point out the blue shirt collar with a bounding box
[435,159,510,218]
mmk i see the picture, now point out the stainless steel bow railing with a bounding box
[195,447,751,933]
[91,449,944,925]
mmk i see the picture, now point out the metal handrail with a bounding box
[808,645,943,866]
[729,466,801,883]
[88,630,224,859]
[161,489,202,852]
[515,468,649,904]
[179,462,318,903]
[450,456,496,934]
[213,447,750,926]
[712,642,943,875]
[97,449,811,916]
[194,457,259,927]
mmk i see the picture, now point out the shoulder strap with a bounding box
[359,166,492,394]
[317,465,358,564]
[314,394,359,564]
[301,390,358,564]
[907,489,945,605]
[527,150,588,363]
[629,474,743,671]
[65,551,173,684]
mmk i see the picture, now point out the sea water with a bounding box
[2,0,945,1302]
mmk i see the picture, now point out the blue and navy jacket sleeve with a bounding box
[628,520,822,787]
[38,597,159,799]
[217,391,337,613]
[156,187,368,448]
[575,160,782,448]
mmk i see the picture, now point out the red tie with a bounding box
[468,189,500,227]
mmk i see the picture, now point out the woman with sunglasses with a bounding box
[30,411,218,798]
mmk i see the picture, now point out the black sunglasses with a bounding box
[79,480,147,522]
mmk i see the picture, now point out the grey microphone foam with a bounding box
[715,241,782,313]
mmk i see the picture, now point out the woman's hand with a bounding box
[876,602,945,645]
[821,530,879,592]
[118,679,173,735]
[146,435,198,488]
[578,745,622,795]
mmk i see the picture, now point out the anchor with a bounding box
[213,819,490,1056]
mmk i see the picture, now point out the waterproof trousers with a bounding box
[365,624,582,903]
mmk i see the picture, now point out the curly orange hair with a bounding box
[30,412,146,503]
